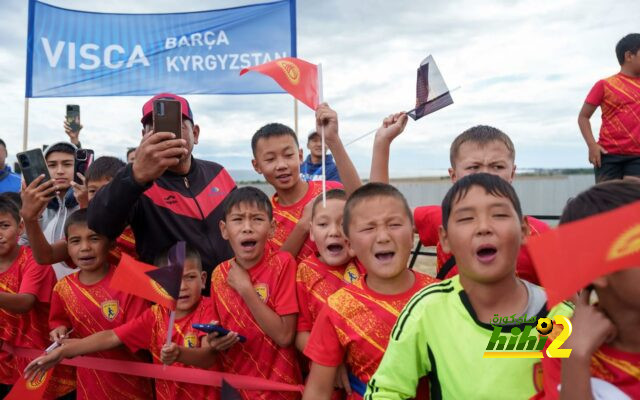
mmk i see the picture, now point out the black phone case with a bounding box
[152,99,182,138]
[66,105,81,132]
[74,149,94,184]
[17,149,51,186]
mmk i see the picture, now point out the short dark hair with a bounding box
[441,173,523,230]
[154,242,203,271]
[449,125,515,167]
[0,195,20,223]
[343,183,412,236]
[0,192,21,210]
[64,208,92,238]
[222,187,272,220]
[126,147,136,158]
[251,123,299,156]
[616,33,640,65]
[85,156,125,184]
[560,180,640,225]
[312,189,347,219]
[0,139,6,149]
[45,143,75,159]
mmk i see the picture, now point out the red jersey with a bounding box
[304,271,436,400]
[538,328,640,399]
[114,297,219,400]
[296,254,363,332]
[108,226,137,265]
[413,205,549,284]
[585,73,640,155]
[271,180,343,262]
[0,246,75,397]
[210,249,301,400]
[50,265,153,400]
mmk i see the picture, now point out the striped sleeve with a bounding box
[364,283,448,400]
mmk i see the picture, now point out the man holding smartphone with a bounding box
[88,93,236,292]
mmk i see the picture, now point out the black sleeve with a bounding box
[87,163,150,239]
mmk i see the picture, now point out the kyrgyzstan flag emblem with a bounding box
[240,57,319,110]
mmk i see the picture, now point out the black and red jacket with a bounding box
[88,158,236,291]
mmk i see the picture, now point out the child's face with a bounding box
[176,259,206,313]
[66,223,111,273]
[220,203,274,268]
[0,212,21,257]
[87,177,111,202]
[46,152,75,191]
[346,196,414,281]
[439,186,527,284]
[252,135,303,191]
[449,141,515,184]
[310,198,350,266]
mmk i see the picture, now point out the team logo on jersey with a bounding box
[533,362,544,392]
[184,333,198,348]
[277,60,300,85]
[254,283,269,303]
[343,265,360,284]
[151,280,173,300]
[26,368,50,390]
[607,223,640,260]
[101,300,120,321]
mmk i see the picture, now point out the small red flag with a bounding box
[6,369,52,400]
[240,57,319,110]
[527,201,640,306]
[111,253,177,309]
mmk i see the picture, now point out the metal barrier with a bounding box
[408,215,560,269]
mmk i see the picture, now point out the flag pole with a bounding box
[293,99,299,136]
[317,63,326,207]
[22,98,29,151]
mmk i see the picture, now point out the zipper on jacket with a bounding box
[183,177,190,189]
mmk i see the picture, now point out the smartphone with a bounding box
[74,149,94,184]
[152,99,181,139]
[66,104,81,132]
[192,324,247,342]
[16,149,51,187]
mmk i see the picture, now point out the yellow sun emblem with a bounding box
[607,224,640,261]
[277,60,300,85]
[254,283,269,303]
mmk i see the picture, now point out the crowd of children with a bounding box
[0,33,637,400]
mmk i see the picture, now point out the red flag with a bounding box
[6,369,52,400]
[527,201,640,306]
[111,253,177,309]
[240,57,318,110]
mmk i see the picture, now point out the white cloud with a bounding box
[1,0,638,178]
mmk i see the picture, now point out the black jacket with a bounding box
[88,158,236,291]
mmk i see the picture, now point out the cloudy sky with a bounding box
[1,0,638,179]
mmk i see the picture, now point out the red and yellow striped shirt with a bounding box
[304,271,436,400]
[586,72,640,155]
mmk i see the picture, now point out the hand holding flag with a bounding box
[8,366,53,400]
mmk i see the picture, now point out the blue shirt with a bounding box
[0,165,21,193]
[300,154,341,182]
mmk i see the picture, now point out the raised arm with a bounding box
[369,112,408,184]
[316,103,361,196]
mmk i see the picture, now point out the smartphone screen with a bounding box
[152,99,182,139]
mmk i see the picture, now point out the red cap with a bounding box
[141,93,194,125]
